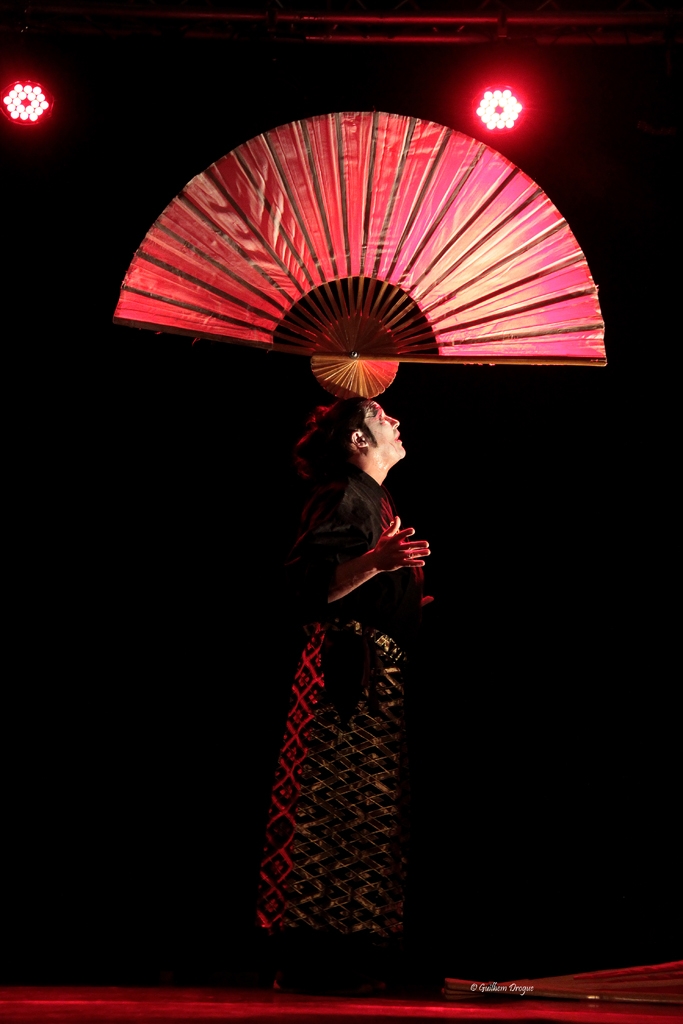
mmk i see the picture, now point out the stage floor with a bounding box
[1,987,681,1024]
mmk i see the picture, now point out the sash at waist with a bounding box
[304,618,407,665]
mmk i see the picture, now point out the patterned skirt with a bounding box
[256,621,409,937]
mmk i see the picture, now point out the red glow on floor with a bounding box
[1,986,682,1024]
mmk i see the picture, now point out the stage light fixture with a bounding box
[476,88,522,131]
[1,80,53,126]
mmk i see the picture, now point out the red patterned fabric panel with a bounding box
[256,627,326,930]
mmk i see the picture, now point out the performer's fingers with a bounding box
[395,526,415,539]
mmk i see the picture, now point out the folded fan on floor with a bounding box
[114,111,605,398]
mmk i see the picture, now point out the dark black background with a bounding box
[1,29,680,987]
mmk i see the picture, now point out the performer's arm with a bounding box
[328,516,430,603]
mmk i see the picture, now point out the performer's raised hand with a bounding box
[328,516,431,602]
[372,516,431,571]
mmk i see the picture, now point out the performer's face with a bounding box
[364,402,406,464]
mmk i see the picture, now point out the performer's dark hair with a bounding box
[294,398,378,480]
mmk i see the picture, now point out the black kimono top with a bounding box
[285,464,423,651]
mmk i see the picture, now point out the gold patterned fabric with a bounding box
[279,623,410,937]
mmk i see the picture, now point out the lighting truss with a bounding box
[0,1,680,47]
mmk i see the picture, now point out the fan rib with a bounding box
[135,250,282,323]
[334,281,352,323]
[400,335,442,351]
[310,284,348,342]
[333,278,350,321]
[178,194,300,299]
[392,329,437,354]
[416,185,545,302]
[334,113,352,278]
[429,254,587,326]
[360,111,381,278]
[273,276,438,362]
[113,318,273,350]
[282,300,333,344]
[389,313,436,346]
[398,144,487,284]
[271,340,322,356]
[263,132,325,286]
[388,299,439,342]
[273,313,321,347]
[367,279,392,321]
[391,296,421,333]
[120,285,273,336]
[373,282,412,326]
[422,221,568,316]
[272,329,317,353]
[439,322,605,347]
[392,322,440,351]
[434,288,600,336]
[300,119,339,279]
[371,117,417,279]
[305,282,341,331]
[321,281,345,326]
[382,292,413,331]
[273,312,318,340]
[411,167,521,292]
[204,170,312,292]
[354,275,368,318]
[230,150,317,290]
[361,276,381,321]
[311,355,398,400]
[385,127,452,281]
[381,287,414,326]
[154,222,287,314]
[296,296,349,351]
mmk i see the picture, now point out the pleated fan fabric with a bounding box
[114,111,605,375]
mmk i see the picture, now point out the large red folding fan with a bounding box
[114,111,605,398]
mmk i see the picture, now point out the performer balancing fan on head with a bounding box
[256,398,431,993]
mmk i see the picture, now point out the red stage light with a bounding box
[476,88,522,131]
[1,80,53,126]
